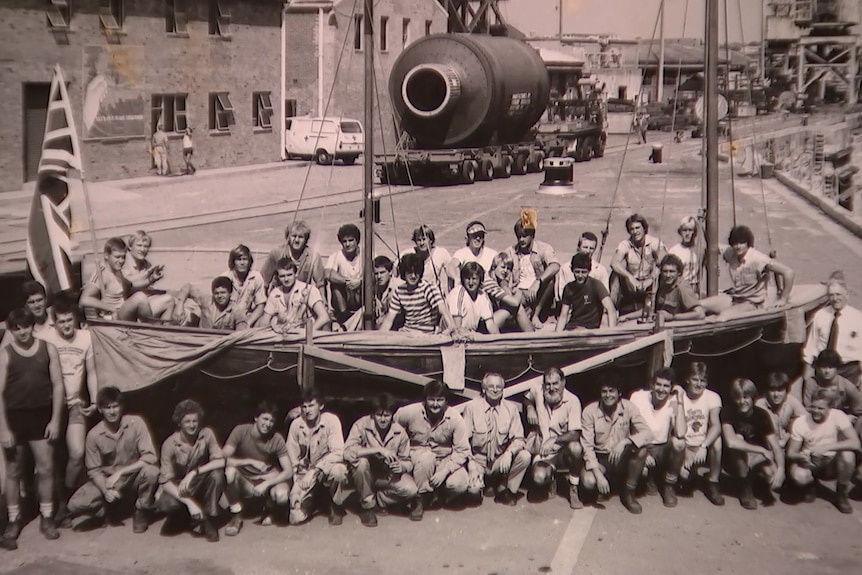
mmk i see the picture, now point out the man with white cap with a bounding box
[447,221,499,280]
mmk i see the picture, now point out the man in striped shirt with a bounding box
[379,253,455,334]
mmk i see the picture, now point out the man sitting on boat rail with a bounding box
[260,220,325,292]
[482,252,535,333]
[553,232,611,311]
[173,277,247,331]
[446,221,498,279]
[372,256,402,329]
[504,212,560,329]
[610,214,666,317]
[400,225,452,297]
[700,225,795,320]
[379,253,456,334]
[652,254,705,323]
[556,253,617,331]
[447,262,499,336]
[325,224,363,330]
[262,258,331,334]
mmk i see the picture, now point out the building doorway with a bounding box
[23,83,51,182]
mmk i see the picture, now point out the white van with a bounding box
[284,116,364,165]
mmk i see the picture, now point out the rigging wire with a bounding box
[722,0,738,227]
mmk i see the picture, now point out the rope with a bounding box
[674,328,764,357]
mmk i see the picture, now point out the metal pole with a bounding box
[657,0,665,103]
[760,0,766,84]
[559,0,563,42]
[362,0,375,330]
[705,0,720,297]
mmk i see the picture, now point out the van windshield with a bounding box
[340,121,362,133]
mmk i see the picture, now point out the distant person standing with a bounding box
[182,128,195,175]
[152,124,169,176]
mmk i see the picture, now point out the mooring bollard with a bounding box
[536,156,575,195]
[650,143,663,164]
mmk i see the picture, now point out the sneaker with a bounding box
[620,490,643,515]
[704,482,725,507]
[201,518,219,542]
[3,519,22,542]
[328,502,345,526]
[224,514,243,536]
[836,490,853,514]
[360,508,378,527]
[568,484,583,510]
[495,490,518,507]
[661,482,678,508]
[40,516,60,540]
[132,509,150,534]
[409,498,424,522]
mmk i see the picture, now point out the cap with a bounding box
[465,221,486,235]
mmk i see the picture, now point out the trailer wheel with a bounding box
[461,160,476,184]
[496,155,512,178]
[512,154,528,175]
[574,140,590,162]
[526,151,543,173]
[594,134,606,158]
[342,155,358,166]
[477,159,494,181]
[315,149,334,165]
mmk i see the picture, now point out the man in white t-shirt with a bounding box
[446,221,499,280]
[630,368,686,507]
[787,390,860,513]
[262,259,330,333]
[325,224,363,326]
[677,362,725,505]
[40,299,98,525]
[399,225,452,296]
[668,215,703,296]
[446,262,499,336]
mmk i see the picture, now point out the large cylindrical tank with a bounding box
[389,34,550,149]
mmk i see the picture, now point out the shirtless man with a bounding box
[261,220,325,291]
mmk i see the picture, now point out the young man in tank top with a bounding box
[0,308,64,548]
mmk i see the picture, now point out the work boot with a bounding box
[40,516,60,540]
[359,507,378,527]
[482,484,496,498]
[409,497,424,522]
[660,481,678,508]
[328,501,345,526]
[739,481,757,510]
[704,481,725,506]
[568,484,583,510]
[200,517,220,542]
[620,489,643,515]
[836,484,853,514]
[495,489,518,507]
[3,519,22,543]
[0,534,17,551]
[644,477,659,497]
[803,482,818,504]
[132,509,150,534]
[224,513,243,536]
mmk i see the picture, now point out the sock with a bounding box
[229,503,242,514]
[7,505,21,522]
[40,502,54,518]
[569,477,580,486]
[666,474,679,485]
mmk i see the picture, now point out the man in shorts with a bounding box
[755,372,807,450]
[222,401,293,534]
[325,224,363,327]
[66,387,159,534]
[787,390,860,513]
[379,253,455,334]
[524,367,584,508]
[0,308,64,547]
[261,220,325,291]
[447,262,499,335]
[504,218,560,327]
[610,214,666,316]
[678,362,725,505]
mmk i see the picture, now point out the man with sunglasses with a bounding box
[447,221,498,280]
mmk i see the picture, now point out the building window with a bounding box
[209,92,235,132]
[152,94,188,134]
[354,14,362,50]
[209,0,231,39]
[99,0,123,31]
[166,0,188,34]
[402,18,411,47]
[47,0,72,30]
[285,98,297,128]
[253,92,273,130]
[380,16,388,52]
[425,20,432,36]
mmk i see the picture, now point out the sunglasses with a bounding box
[468,232,486,239]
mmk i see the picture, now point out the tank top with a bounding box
[4,340,52,410]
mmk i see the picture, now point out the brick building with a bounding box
[285,0,448,151]
[0,0,283,192]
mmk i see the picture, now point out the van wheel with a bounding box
[315,150,333,165]
[342,155,358,166]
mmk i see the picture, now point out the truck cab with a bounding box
[284,117,364,165]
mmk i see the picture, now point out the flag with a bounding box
[25,65,81,294]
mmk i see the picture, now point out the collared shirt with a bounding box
[343,416,413,473]
[802,304,862,365]
[446,286,494,332]
[669,243,701,291]
[159,427,223,484]
[85,415,158,480]
[286,412,345,475]
[614,235,665,281]
[756,395,807,447]
[199,298,242,331]
[394,403,470,474]
[803,375,862,417]
[505,239,559,291]
[261,245,325,289]
[221,269,267,315]
[720,245,771,305]
[460,397,525,459]
[525,383,582,445]
[264,280,324,330]
[581,399,654,470]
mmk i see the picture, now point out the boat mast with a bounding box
[704,0,720,296]
[362,0,376,330]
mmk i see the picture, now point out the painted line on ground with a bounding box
[549,507,598,574]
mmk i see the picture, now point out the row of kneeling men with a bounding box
[4,354,862,550]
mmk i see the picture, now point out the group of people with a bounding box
[150,125,195,177]
[75,210,796,338]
